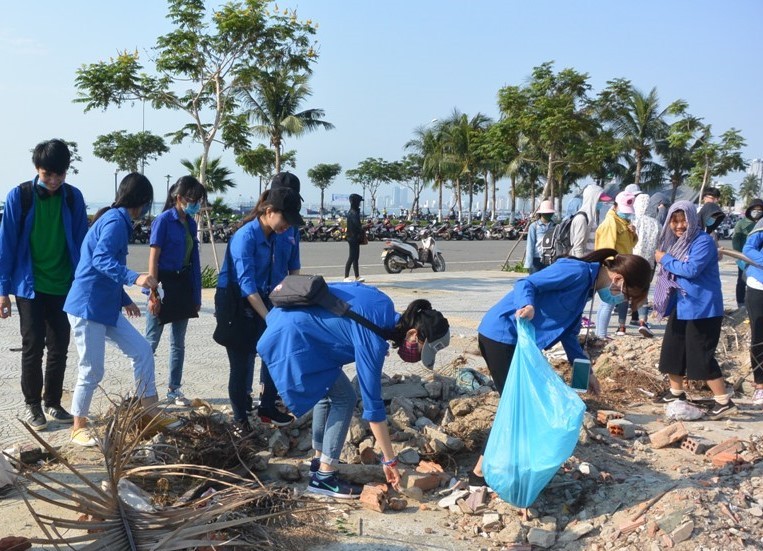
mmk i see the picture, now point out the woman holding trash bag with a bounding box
[214,187,302,434]
[257,286,450,499]
[64,173,179,447]
[468,248,652,489]
[144,176,206,406]
[651,201,736,418]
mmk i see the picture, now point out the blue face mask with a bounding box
[184,202,201,216]
[617,212,632,221]
[597,283,626,306]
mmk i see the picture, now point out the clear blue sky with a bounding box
[1,0,761,210]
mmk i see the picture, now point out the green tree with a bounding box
[661,113,703,202]
[180,156,235,194]
[689,125,747,201]
[405,122,448,220]
[208,196,234,220]
[74,0,316,190]
[597,80,683,187]
[238,69,334,172]
[307,163,342,219]
[92,130,169,173]
[236,144,296,195]
[346,158,393,217]
[739,173,761,207]
[391,154,428,219]
[718,184,736,208]
[498,62,595,204]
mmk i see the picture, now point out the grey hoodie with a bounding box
[569,184,603,257]
[632,193,660,269]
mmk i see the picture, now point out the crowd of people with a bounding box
[1,139,761,500]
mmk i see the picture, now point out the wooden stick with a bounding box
[630,484,676,522]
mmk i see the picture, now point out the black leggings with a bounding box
[477,333,516,454]
[746,286,763,384]
[345,240,360,278]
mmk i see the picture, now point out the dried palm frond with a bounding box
[14,396,326,550]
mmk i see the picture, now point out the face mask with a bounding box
[597,283,626,306]
[540,214,553,222]
[617,212,632,221]
[184,202,201,216]
[397,339,421,363]
[751,210,763,221]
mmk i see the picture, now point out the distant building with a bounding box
[392,186,408,208]
[748,158,763,182]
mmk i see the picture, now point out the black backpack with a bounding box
[269,274,393,339]
[18,180,76,229]
[540,211,588,266]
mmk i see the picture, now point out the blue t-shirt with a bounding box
[479,258,599,363]
[149,207,202,304]
[257,283,399,422]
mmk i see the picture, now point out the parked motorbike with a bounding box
[381,234,446,273]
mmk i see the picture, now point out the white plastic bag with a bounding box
[665,400,704,421]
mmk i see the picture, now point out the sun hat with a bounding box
[624,184,642,195]
[615,191,636,214]
[537,200,555,214]
[417,310,451,369]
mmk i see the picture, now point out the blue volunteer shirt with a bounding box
[149,208,202,305]
[743,228,763,284]
[257,283,399,422]
[478,258,599,363]
[217,220,300,300]
[64,207,138,326]
[659,231,723,320]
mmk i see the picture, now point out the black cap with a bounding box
[349,193,363,204]
[745,198,763,219]
[703,186,721,199]
[269,187,304,227]
[271,172,303,200]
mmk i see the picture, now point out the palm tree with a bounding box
[405,122,447,221]
[440,109,492,222]
[239,69,334,172]
[180,156,236,194]
[606,84,678,187]
[740,174,762,207]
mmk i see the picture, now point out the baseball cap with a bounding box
[417,310,451,369]
[615,191,636,214]
[269,187,304,227]
[270,172,304,200]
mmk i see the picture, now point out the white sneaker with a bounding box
[753,388,763,406]
[355,276,365,283]
[343,277,354,282]
[167,388,191,407]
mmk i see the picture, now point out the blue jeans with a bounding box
[596,300,628,337]
[69,314,156,418]
[226,347,255,423]
[311,371,357,466]
[145,309,189,391]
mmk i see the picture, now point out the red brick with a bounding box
[596,409,624,426]
[359,483,388,513]
[705,437,743,457]
[681,436,713,455]
[649,422,688,449]
[711,451,743,468]
[607,419,635,439]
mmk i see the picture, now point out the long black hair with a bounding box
[163,176,207,212]
[93,172,154,223]
[389,299,448,347]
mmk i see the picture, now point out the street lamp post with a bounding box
[114,170,118,196]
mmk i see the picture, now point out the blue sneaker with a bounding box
[307,472,362,499]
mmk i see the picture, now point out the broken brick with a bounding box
[649,422,688,449]
[607,419,635,439]
[402,472,442,492]
[711,451,743,468]
[596,409,624,426]
[359,483,388,513]
[681,436,714,455]
[416,460,445,474]
[705,437,743,458]
[617,517,646,535]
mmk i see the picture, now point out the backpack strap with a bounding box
[18,181,76,230]
[313,287,394,340]
[342,308,395,340]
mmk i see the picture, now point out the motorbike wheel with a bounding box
[320,233,330,242]
[475,231,485,241]
[431,253,446,272]
[383,253,405,274]
[332,230,343,241]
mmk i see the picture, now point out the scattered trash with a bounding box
[665,400,705,422]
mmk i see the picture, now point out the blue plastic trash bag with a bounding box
[483,318,585,508]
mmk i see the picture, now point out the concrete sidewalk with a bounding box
[0,260,744,450]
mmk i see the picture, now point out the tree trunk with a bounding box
[455,178,462,221]
[697,161,711,206]
[531,176,537,214]
[199,141,220,273]
[510,174,516,216]
[467,179,474,224]
[634,150,642,187]
[320,189,325,221]
[274,140,282,174]
[670,173,679,203]
[437,177,443,222]
[489,171,496,221]
[543,151,555,203]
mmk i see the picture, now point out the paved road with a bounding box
[124,238,532,278]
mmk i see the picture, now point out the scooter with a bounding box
[381,233,446,273]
